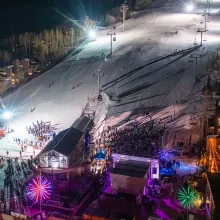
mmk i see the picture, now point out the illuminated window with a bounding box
[218,118,220,126]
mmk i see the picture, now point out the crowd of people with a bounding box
[1,157,36,213]
[12,137,49,157]
[7,120,56,158]
[26,120,54,141]
[98,124,163,158]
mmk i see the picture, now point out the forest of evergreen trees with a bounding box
[0,27,82,68]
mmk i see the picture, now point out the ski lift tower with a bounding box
[190,54,202,82]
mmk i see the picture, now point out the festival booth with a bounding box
[160,167,174,176]
[112,154,159,180]
[110,154,159,196]
[91,150,108,174]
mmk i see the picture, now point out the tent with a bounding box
[94,151,107,160]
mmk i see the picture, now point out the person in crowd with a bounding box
[100,123,163,158]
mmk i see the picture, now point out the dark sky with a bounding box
[0,0,124,38]
[0,0,73,38]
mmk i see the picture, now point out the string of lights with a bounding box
[27,177,51,202]
[177,185,198,210]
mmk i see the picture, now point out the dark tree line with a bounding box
[0,23,91,68]
[71,0,150,19]
[0,0,151,67]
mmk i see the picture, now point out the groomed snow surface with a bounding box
[1,0,220,157]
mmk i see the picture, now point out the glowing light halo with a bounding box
[3,111,13,120]
[177,185,198,210]
[27,177,51,202]
[186,3,194,12]
[159,150,172,161]
[88,30,96,39]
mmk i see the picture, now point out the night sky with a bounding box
[0,0,124,38]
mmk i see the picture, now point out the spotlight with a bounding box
[186,3,194,12]
[3,111,12,120]
[88,30,96,39]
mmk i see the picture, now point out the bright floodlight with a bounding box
[88,30,96,39]
[3,111,12,120]
[186,3,194,12]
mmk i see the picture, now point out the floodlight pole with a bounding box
[107,31,116,57]
[94,69,104,94]
[187,207,189,220]
[121,3,128,32]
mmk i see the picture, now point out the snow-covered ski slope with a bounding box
[2,0,220,145]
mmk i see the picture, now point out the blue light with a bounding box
[159,150,172,161]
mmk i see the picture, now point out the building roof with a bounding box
[207,172,220,215]
[39,127,83,156]
[110,159,149,178]
[39,116,93,157]
[72,115,94,132]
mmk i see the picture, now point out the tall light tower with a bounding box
[121,2,129,32]
[107,30,116,57]
[94,69,104,101]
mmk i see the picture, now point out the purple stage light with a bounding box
[159,150,172,161]
[27,177,51,202]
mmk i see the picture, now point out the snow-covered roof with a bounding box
[39,127,83,156]
[110,159,149,178]
[39,116,93,156]
[72,115,94,132]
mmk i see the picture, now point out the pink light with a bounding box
[27,177,51,202]
[155,209,170,219]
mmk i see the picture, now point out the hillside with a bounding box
[1,0,220,156]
